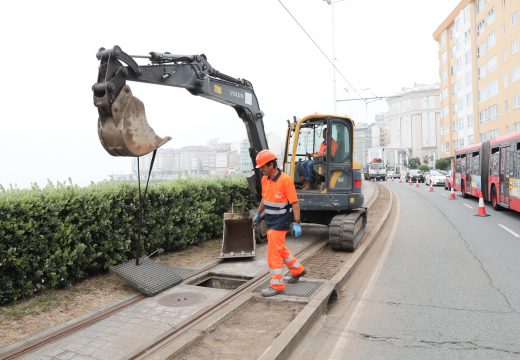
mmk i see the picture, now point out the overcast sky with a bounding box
[0,0,458,188]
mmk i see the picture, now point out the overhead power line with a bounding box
[277,0,364,99]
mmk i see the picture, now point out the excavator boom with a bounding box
[92,45,269,197]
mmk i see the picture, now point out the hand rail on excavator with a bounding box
[92,45,269,199]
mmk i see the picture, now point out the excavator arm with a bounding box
[92,46,269,198]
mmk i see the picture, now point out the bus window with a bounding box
[490,147,499,176]
[472,151,480,174]
[455,155,461,172]
[516,143,520,177]
[506,146,514,176]
[460,154,466,172]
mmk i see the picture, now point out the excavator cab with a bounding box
[283,114,367,251]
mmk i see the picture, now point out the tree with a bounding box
[435,158,451,170]
[419,164,429,172]
[408,157,421,169]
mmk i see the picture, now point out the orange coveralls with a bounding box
[261,169,305,291]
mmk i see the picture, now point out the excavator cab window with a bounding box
[329,122,351,164]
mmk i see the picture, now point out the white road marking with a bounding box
[498,224,520,238]
[463,203,473,209]
[329,193,400,360]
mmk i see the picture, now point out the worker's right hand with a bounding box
[292,223,302,238]
[253,213,262,224]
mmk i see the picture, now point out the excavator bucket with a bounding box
[220,209,256,259]
[95,85,171,157]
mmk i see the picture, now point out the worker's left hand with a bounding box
[292,223,302,238]
[253,212,262,224]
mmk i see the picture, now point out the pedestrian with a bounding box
[301,127,338,190]
[254,149,306,297]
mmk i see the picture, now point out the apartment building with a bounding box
[386,84,441,167]
[434,0,520,158]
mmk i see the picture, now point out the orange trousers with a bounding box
[267,229,305,290]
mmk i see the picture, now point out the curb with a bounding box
[258,183,393,360]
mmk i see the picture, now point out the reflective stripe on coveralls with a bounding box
[283,254,302,270]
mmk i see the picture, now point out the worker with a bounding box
[254,149,306,297]
[301,127,338,190]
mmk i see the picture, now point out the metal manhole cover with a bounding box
[157,292,207,307]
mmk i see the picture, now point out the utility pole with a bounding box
[323,0,338,114]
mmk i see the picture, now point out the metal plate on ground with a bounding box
[111,257,187,296]
[157,292,207,307]
[253,279,322,298]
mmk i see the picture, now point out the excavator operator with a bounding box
[301,127,338,190]
[253,150,306,297]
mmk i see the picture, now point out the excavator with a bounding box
[92,46,367,257]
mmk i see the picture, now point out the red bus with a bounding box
[454,131,520,212]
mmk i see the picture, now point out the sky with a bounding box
[0,0,458,189]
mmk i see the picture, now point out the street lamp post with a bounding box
[323,0,346,114]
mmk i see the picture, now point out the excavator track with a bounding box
[328,208,367,251]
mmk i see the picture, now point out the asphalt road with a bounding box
[290,181,520,360]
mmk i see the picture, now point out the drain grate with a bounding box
[253,279,322,298]
[111,257,187,296]
[157,292,207,307]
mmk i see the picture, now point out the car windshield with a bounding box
[409,170,422,175]
[430,170,442,176]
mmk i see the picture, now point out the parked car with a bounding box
[444,170,454,190]
[405,169,424,183]
[425,170,446,186]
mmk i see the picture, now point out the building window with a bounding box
[488,104,498,120]
[505,99,509,112]
[480,109,488,123]
[477,19,486,36]
[512,39,520,54]
[512,66,520,82]
[479,64,487,79]
[514,94,520,108]
[487,7,496,24]
[478,42,487,58]
[489,80,498,97]
[505,74,509,87]
[488,55,498,72]
[467,114,473,127]
[468,135,474,145]
[487,31,496,49]
[477,0,486,14]
[513,11,519,27]
[515,122,520,132]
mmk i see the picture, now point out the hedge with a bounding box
[0,178,255,305]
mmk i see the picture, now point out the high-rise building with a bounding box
[434,0,520,158]
[353,123,372,168]
[386,84,441,167]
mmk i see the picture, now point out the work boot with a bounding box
[261,287,283,297]
[287,269,307,284]
[302,181,314,191]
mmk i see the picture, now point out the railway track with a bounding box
[1,234,329,360]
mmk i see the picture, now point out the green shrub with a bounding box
[0,178,255,305]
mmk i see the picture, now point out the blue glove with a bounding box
[253,213,262,224]
[292,223,302,238]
